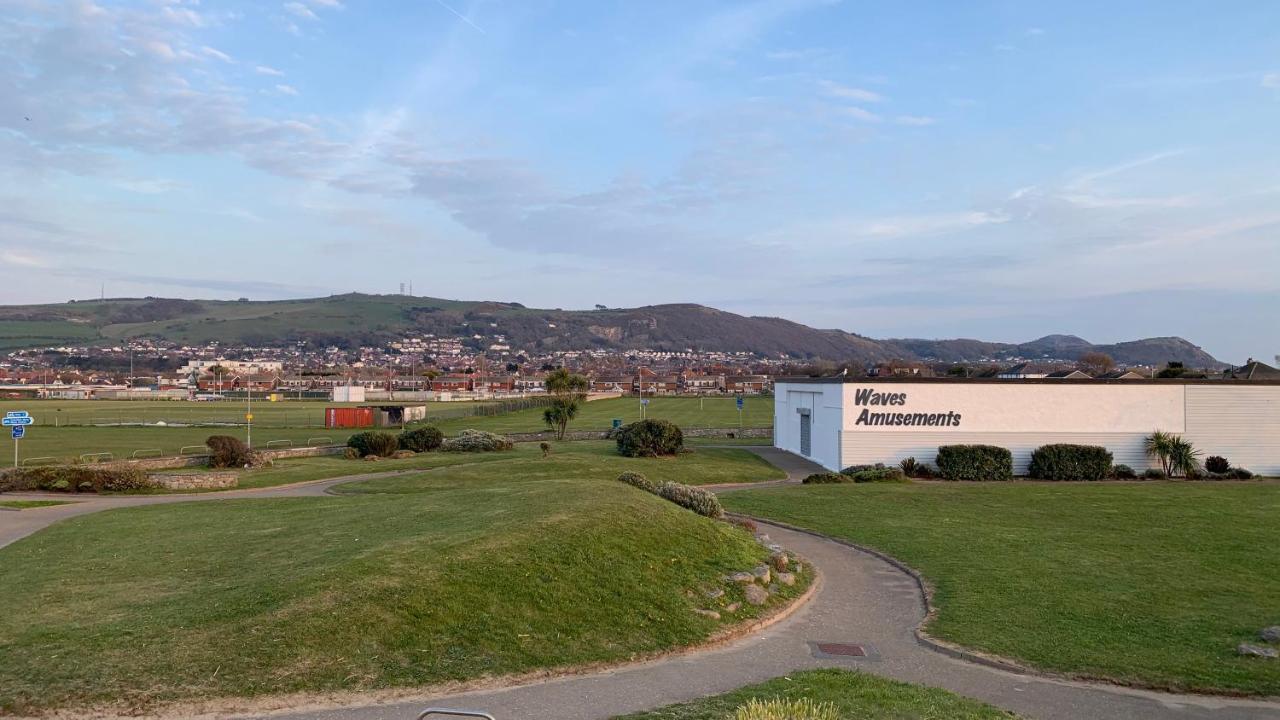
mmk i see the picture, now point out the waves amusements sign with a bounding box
[851,387,962,428]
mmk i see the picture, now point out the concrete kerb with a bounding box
[733,513,1280,698]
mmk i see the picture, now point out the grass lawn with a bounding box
[724,481,1280,696]
[613,669,1014,719]
[0,442,800,714]
[0,500,75,509]
[431,396,774,435]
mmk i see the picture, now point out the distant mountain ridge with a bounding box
[0,293,1225,368]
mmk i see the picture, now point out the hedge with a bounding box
[654,481,723,518]
[0,466,155,493]
[399,426,444,453]
[1027,444,1114,481]
[935,444,1013,481]
[440,429,514,452]
[615,419,684,457]
[802,472,849,484]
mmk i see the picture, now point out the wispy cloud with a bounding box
[283,2,318,21]
[255,65,285,76]
[819,80,883,103]
[275,84,300,96]
[894,115,935,126]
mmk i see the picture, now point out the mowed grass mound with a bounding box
[0,446,787,714]
[335,441,785,494]
[613,669,1015,719]
[724,482,1280,695]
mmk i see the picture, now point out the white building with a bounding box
[773,378,1280,476]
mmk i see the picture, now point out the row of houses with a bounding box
[199,371,774,396]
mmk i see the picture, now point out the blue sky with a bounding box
[1,0,1278,362]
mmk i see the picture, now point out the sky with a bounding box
[1,1,1278,363]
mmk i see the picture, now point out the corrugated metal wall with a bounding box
[840,431,1152,474]
[1185,386,1280,476]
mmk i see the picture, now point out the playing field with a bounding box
[0,443,800,714]
[0,397,773,462]
[431,396,773,435]
[724,481,1280,695]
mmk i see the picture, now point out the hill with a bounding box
[0,294,1224,368]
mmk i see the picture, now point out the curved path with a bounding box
[3,452,1279,719]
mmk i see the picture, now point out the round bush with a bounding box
[1028,444,1114,481]
[615,419,684,457]
[1111,464,1138,480]
[935,444,1013,481]
[205,435,252,468]
[654,481,723,518]
[1204,455,1230,474]
[1142,468,1168,480]
[347,431,400,457]
[398,426,444,453]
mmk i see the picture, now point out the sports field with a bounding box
[725,481,1280,695]
[0,397,773,462]
[0,443,800,714]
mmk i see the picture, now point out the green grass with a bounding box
[431,396,774,435]
[613,669,1014,719]
[0,398,490,428]
[0,443,800,713]
[0,500,75,509]
[724,482,1280,695]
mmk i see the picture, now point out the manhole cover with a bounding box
[816,643,866,657]
[810,641,880,660]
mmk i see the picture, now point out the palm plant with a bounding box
[542,397,580,441]
[1144,430,1202,478]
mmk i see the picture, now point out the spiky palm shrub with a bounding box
[733,698,840,720]
[1144,430,1201,478]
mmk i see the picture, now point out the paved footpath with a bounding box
[2,451,1278,720]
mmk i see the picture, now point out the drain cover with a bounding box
[810,641,880,660]
[817,643,866,657]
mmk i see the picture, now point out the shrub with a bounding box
[342,447,360,460]
[898,456,937,478]
[616,471,654,492]
[1229,467,1255,479]
[733,698,839,720]
[935,444,1013,481]
[440,429,514,452]
[1143,468,1168,480]
[205,435,253,468]
[0,466,154,493]
[347,431,400,457]
[654,481,723,518]
[1111,464,1138,480]
[1204,455,1230,474]
[1144,430,1201,478]
[540,441,551,457]
[398,426,444,453]
[845,467,907,483]
[615,419,684,457]
[802,472,849,484]
[1028,444,1114,481]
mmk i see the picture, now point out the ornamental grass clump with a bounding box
[733,697,839,720]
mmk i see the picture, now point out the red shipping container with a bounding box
[325,407,374,428]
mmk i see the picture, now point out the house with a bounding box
[1096,370,1147,380]
[638,375,680,395]
[996,363,1047,379]
[590,376,631,393]
[680,372,724,394]
[513,375,547,393]
[472,375,515,393]
[1044,370,1092,379]
[725,374,770,394]
[1229,359,1280,380]
[431,374,473,392]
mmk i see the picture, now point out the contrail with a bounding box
[433,0,485,34]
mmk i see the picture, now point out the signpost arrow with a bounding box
[2,416,34,426]
[5,410,30,418]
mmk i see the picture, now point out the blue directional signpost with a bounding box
[736,395,745,428]
[3,411,33,467]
